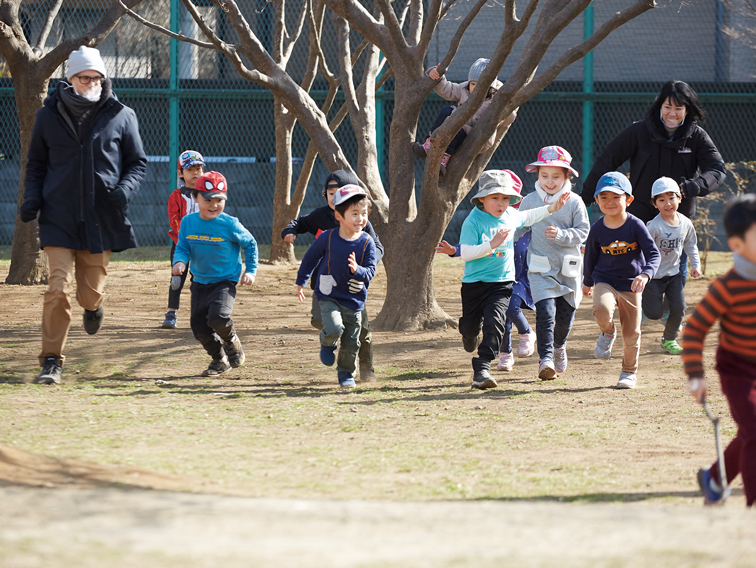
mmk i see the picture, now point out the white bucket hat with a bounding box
[471,170,522,206]
[651,176,681,199]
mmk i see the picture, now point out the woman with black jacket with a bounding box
[582,81,726,225]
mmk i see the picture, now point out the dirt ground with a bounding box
[0,250,753,566]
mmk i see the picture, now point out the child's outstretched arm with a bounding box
[435,240,459,257]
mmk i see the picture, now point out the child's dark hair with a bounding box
[335,194,371,218]
[724,194,756,239]
[646,80,705,124]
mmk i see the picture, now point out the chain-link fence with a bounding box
[2,0,756,251]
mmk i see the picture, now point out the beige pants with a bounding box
[592,282,642,373]
[40,247,111,365]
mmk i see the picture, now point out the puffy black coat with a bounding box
[24,80,147,253]
[581,115,726,223]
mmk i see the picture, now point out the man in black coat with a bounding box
[282,169,383,381]
[20,46,147,385]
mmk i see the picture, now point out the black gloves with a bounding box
[681,179,701,198]
[19,200,40,223]
[107,186,129,208]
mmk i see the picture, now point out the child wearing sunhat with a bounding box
[163,150,206,329]
[172,171,258,377]
[516,146,590,380]
[643,176,701,354]
[582,172,660,389]
[412,58,517,176]
[457,170,569,390]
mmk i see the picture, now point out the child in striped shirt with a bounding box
[683,194,756,507]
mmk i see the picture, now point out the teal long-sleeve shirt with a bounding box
[173,212,258,284]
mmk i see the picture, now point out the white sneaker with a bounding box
[594,332,616,359]
[517,332,536,358]
[554,345,567,373]
[538,358,556,380]
[497,352,514,371]
[616,371,637,389]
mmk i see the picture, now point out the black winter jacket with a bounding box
[24,80,147,253]
[581,115,726,223]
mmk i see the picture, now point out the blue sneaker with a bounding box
[320,344,337,366]
[338,371,356,389]
[697,468,730,504]
[162,310,177,329]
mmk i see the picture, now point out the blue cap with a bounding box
[594,172,632,198]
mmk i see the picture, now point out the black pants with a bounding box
[459,281,513,362]
[190,280,237,359]
[429,106,467,155]
[642,272,686,341]
[168,242,189,310]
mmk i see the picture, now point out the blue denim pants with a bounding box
[535,296,576,361]
[319,298,362,376]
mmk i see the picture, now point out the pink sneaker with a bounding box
[517,332,536,358]
[554,345,567,373]
[439,153,451,176]
[497,351,514,371]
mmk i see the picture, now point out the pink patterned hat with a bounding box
[526,146,579,178]
[502,169,523,208]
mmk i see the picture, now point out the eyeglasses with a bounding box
[75,75,104,85]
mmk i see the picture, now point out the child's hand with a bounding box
[689,377,708,404]
[582,285,593,296]
[428,65,441,80]
[297,285,306,302]
[547,192,571,213]
[690,268,701,278]
[489,228,511,249]
[545,224,560,241]
[172,262,186,276]
[283,234,296,244]
[435,240,456,256]
[631,273,649,293]
[348,252,358,274]
[240,272,255,286]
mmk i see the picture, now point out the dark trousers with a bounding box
[710,347,756,506]
[535,296,576,361]
[428,106,467,155]
[502,295,532,354]
[642,273,686,341]
[168,242,189,310]
[459,281,513,362]
[190,280,237,360]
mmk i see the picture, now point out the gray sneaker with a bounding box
[616,371,637,389]
[224,335,245,368]
[35,356,62,385]
[554,345,567,373]
[594,332,616,359]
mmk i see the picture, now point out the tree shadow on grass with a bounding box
[481,487,745,504]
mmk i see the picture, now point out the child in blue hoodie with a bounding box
[296,185,377,389]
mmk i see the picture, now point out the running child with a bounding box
[296,185,377,389]
[643,176,701,354]
[517,146,590,380]
[172,171,258,377]
[582,172,660,389]
[683,194,756,507]
[163,150,205,329]
[282,170,384,381]
[457,170,569,390]
[412,58,516,176]
[435,170,536,372]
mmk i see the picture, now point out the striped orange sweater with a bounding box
[682,269,756,378]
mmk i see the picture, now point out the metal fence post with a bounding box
[582,4,595,221]
[169,0,180,172]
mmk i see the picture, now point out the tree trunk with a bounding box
[268,99,298,264]
[6,72,48,285]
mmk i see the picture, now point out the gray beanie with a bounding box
[468,58,489,82]
[66,46,107,80]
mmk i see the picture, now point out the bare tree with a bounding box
[1,0,143,285]
[122,0,656,330]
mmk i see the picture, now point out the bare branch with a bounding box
[116,0,216,49]
[335,16,360,116]
[435,0,487,75]
[439,0,460,21]
[34,0,65,54]
[375,0,410,54]
[504,0,517,25]
[273,0,286,61]
[407,0,423,46]
[417,0,444,55]
[283,0,308,62]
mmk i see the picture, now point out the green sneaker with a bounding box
[661,338,682,355]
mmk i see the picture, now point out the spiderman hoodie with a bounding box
[295,228,377,312]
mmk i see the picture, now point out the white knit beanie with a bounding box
[468,58,489,82]
[66,46,107,80]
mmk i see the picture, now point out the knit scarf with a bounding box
[534,179,571,204]
[58,81,98,120]
[733,253,756,281]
